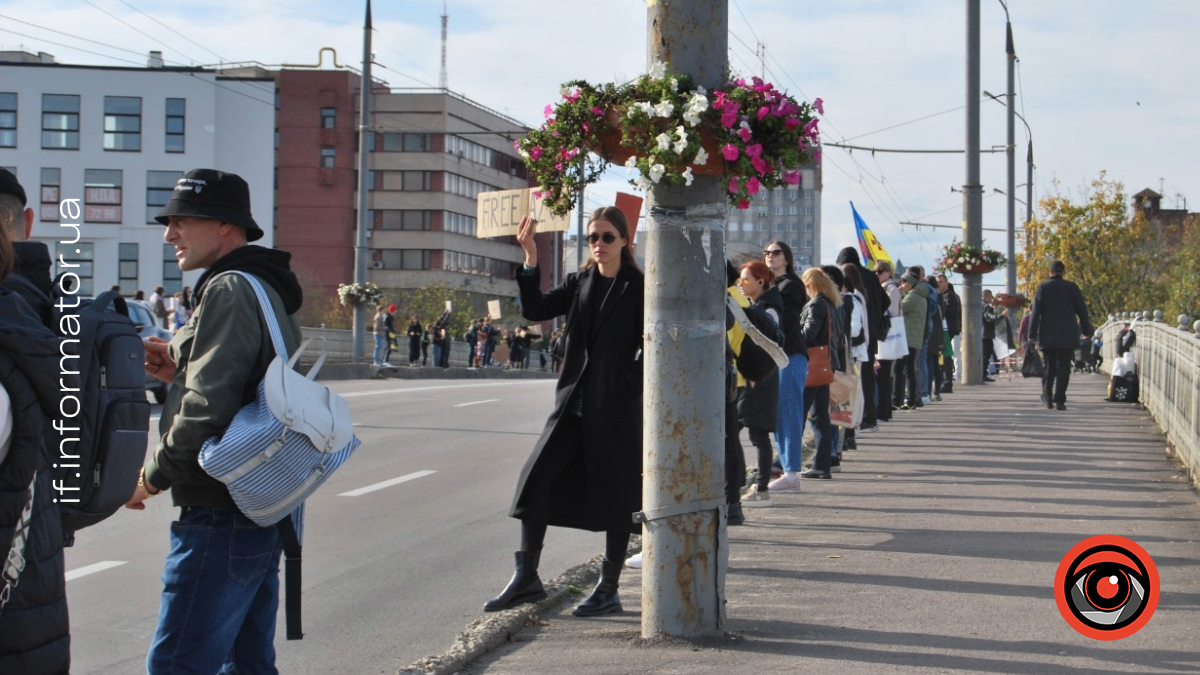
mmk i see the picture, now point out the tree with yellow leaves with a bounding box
[1016,172,1168,319]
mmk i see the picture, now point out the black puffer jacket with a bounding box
[0,290,70,675]
[772,273,808,355]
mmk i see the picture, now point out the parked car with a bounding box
[127,299,173,404]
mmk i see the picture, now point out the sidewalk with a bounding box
[452,373,1200,674]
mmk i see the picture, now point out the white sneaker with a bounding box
[767,474,801,494]
[741,485,773,507]
[829,464,842,473]
[625,552,643,569]
[371,362,381,367]
[921,396,932,405]
[381,362,393,367]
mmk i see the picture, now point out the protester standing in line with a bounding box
[407,315,423,365]
[1027,260,1092,410]
[981,289,1006,381]
[894,270,928,410]
[936,275,961,391]
[798,268,843,479]
[923,274,945,402]
[383,304,397,366]
[485,208,644,618]
[372,304,391,367]
[421,323,432,366]
[875,261,901,422]
[760,242,809,494]
[0,167,70,675]
[835,247,885,432]
[734,260,784,508]
[127,168,304,674]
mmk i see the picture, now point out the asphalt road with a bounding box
[64,378,604,675]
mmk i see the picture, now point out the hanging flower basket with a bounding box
[934,238,1007,276]
[995,293,1028,307]
[337,282,383,307]
[517,62,822,216]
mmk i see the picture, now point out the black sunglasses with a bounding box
[763,249,784,257]
[587,232,619,245]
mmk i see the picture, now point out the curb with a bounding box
[399,538,642,675]
[398,558,604,675]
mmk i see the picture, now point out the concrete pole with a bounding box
[1025,140,1033,231]
[1005,21,1016,296]
[352,0,373,362]
[961,0,983,385]
[641,0,728,639]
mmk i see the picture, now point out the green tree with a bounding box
[1164,220,1200,321]
[1016,172,1168,318]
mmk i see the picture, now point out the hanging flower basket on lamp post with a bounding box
[337,282,383,308]
[934,238,1007,276]
[517,62,823,217]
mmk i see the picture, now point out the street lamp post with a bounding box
[982,89,1033,293]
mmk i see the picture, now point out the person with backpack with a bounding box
[127,168,304,674]
[372,305,391,367]
[0,168,71,675]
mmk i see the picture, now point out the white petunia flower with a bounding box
[693,146,709,165]
[649,62,667,80]
[635,176,653,191]
[654,100,675,118]
[682,166,694,187]
[655,132,671,151]
[649,164,666,183]
[673,138,688,154]
[682,110,701,127]
[675,125,688,141]
[670,77,679,92]
[625,155,638,170]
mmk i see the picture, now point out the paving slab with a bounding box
[447,372,1200,675]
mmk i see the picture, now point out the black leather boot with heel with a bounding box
[483,550,547,612]
[572,558,623,617]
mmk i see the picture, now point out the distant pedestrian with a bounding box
[1027,260,1092,410]
[407,316,422,365]
[484,208,643,618]
[936,275,961,391]
[383,304,397,365]
[372,304,390,367]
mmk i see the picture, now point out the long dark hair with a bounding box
[766,240,796,277]
[841,263,865,296]
[582,206,641,273]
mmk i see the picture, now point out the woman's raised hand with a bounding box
[517,215,538,267]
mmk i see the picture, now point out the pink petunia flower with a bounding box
[747,177,761,195]
[532,190,544,200]
[591,107,604,116]
[530,146,543,160]
[784,170,801,186]
[737,126,753,142]
[804,119,820,137]
[785,117,800,132]
[757,106,770,121]
[544,104,554,119]
[721,110,738,128]
[813,97,824,115]
[738,199,750,210]
[745,143,763,157]
[728,176,740,194]
[751,156,769,175]
[513,140,521,151]
[722,144,740,161]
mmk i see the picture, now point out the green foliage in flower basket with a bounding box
[337,281,383,307]
[934,238,1008,274]
[517,62,822,216]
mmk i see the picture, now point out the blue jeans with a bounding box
[373,334,387,364]
[775,353,808,472]
[148,507,283,675]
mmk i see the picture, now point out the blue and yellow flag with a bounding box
[851,201,892,267]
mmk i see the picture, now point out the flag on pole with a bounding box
[851,201,892,267]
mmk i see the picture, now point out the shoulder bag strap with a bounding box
[0,474,37,619]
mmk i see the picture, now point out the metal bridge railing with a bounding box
[1097,315,1200,483]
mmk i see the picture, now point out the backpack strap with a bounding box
[0,474,37,619]
[278,514,304,640]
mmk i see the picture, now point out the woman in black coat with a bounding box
[763,241,808,493]
[484,206,644,618]
[798,267,844,480]
[735,260,784,507]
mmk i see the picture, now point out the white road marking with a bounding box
[339,470,437,497]
[66,560,127,581]
[339,381,551,398]
[453,399,500,408]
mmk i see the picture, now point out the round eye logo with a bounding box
[1054,535,1159,640]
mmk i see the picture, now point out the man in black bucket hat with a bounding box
[130,167,304,673]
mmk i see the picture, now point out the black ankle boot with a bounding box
[483,550,547,612]
[573,559,623,617]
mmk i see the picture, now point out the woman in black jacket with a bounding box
[485,207,644,618]
[763,242,808,493]
[736,260,784,507]
[799,267,843,480]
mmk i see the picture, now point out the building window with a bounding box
[803,237,814,250]
[379,249,431,270]
[0,93,15,147]
[320,107,336,128]
[803,189,814,201]
[803,205,813,216]
[787,188,798,201]
[320,147,335,169]
[40,168,60,222]
[803,220,814,232]
[42,94,80,150]
[56,242,94,296]
[788,205,798,215]
[165,98,185,153]
[380,210,431,231]
[444,211,476,235]
[758,222,768,232]
[774,206,784,216]
[162,243,182,294]
[84,169,123,223]
[147,170,182,223]
[382,132,432,152]
[788,238,798,248]
[118,243,138,296]
[787,222,797,232]
[103,96,141,151]
[402,171,432,191]
[741,222,753,232]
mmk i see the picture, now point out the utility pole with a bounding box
[641,0,728,639]
[961,0,983,385]
[1004,16,1017,296]
[352,0,373,362]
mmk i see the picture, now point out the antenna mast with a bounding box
[440,0,448,90]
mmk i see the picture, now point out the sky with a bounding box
[2,0,1195,285]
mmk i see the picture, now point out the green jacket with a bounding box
[144,272,302,508]
[901,281,929,350]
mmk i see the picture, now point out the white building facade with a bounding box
[0,52,275,296]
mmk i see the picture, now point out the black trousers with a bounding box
[860,354,878,426]
[876,359,894,420]
[747,426,773,490]
[982,335,997,374]
[725,399,746,504]
[1042,348,1073,404]
[892,348,919,405]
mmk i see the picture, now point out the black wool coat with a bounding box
[510,264,644,535]
[1028,275,1093,350]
